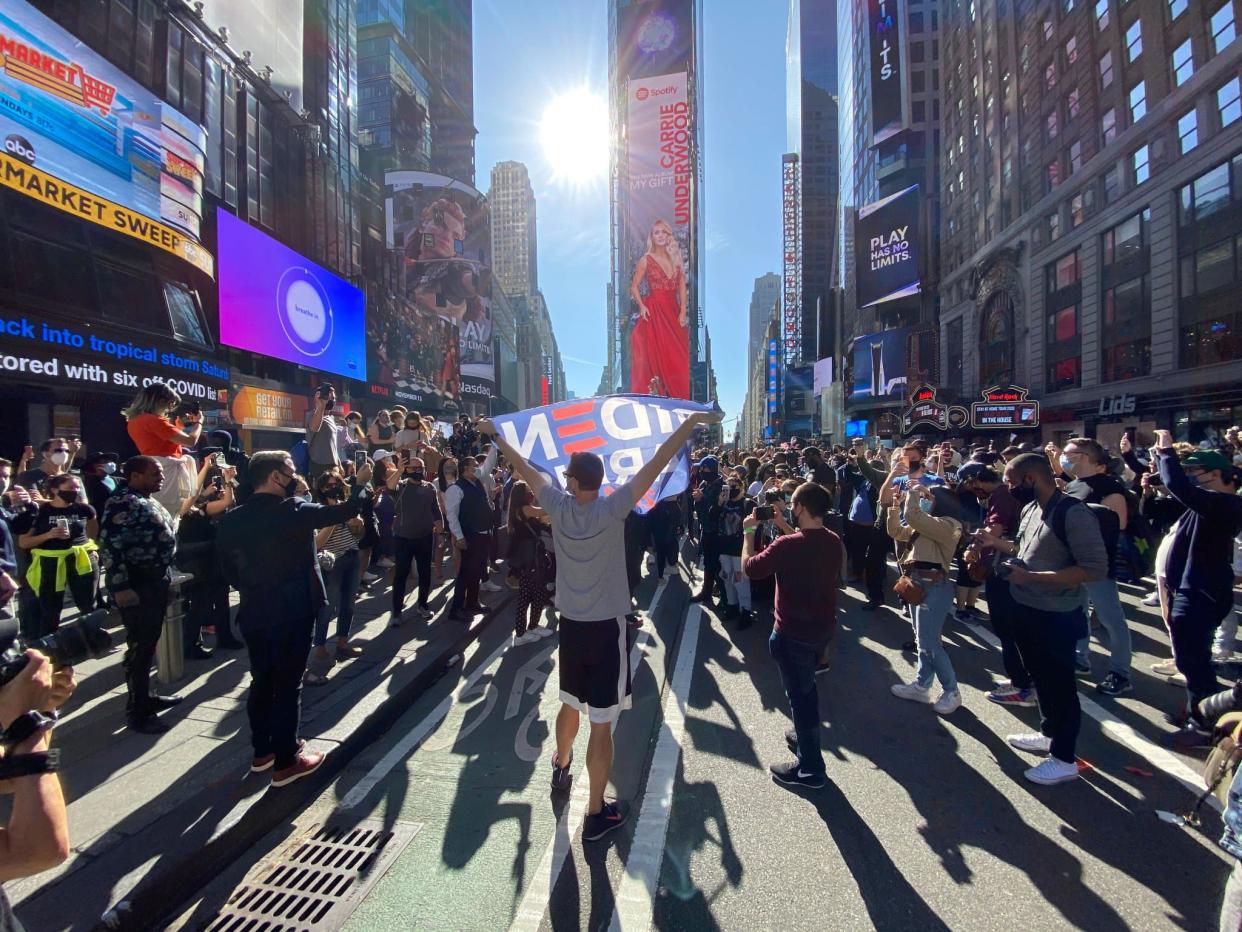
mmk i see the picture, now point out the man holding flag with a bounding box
[479,401,720,841]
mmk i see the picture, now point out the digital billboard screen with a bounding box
[0,4,210,259]
[623,71,694,400]
[851,327,911,399]
[217,208,366,381]
[383,171,494,397]
[855,184,920,309]
[618,0,694,80]
[868,0,909,145]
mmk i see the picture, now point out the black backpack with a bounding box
[1049,495,1120,579]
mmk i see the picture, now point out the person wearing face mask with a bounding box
[394,412,431,455]
[690,456,725,606]
[385,453,443,626]
[742,482,844,790]
[80,452,121,520]
[1150,431,1242,746]
[306,473,368,683]
[99,457,181,734]
[976,453,1108,786]
[887,484,965,715]
[216,452,365,785]
[13,474,100,637]
[1053,437,1134,695]
[368,410,396,454]
[16,439,74,493]
[443,444,499,622]
[176,463,242,658]
[709,477,755,624]
[435,457,460,582]
[306,383,341,483]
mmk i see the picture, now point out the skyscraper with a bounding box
[490,161,539,297]
[748,273,781,372]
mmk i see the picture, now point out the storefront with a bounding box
[1041,384,1242,448]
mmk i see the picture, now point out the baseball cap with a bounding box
[697,455,719,471]
[1183,450,1232,472]
[956,462,998,483]
[372,450,392,462]
[83,451,120,468]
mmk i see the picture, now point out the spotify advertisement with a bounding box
[216,208,366,381]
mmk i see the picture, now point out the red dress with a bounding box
[630,257,689,400]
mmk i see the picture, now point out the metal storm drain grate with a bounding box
[206,819,421,932]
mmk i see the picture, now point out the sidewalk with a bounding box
[8,561,515,932]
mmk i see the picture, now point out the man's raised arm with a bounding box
[478,419,550,495]
[629,409,721,503]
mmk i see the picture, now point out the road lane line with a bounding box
[956,617,1221,813]
[608,605,703,932]
[337,637,512,811]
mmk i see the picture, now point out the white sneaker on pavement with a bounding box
[891,682,934,704]
[1213,650,1235,665]
[933,689,962,715]
[481,580,502,592]
[1024,757,1080,785]
[1008,733,1053,754]
[533,626,555,639]
[1141,591,1161,606]
[513,630,540,646]
[1151,659,1179,676]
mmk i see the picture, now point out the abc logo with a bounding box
[636,87,649,101]
[4,135,35,165]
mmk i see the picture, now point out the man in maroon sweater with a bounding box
[743,481,844,789]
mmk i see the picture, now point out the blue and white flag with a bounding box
[491,395,716,513]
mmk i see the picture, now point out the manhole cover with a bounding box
[206,819,421,931]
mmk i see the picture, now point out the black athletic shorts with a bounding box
[558,615,633,723]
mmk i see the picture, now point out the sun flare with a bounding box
[540,88,609,186]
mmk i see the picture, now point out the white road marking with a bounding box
[337,637,511,811]
[956,617,1222,813]
[608,605,703,932]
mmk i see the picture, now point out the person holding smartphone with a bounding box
[306,384,341,484]
[13,474,99,637]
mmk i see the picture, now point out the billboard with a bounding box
[782,154,802,366]
[618,0,694,80]
[766,337,780,421]
[0,4,211,273]
[217,208,366,381]
[367,293,460,409]
[868,0,909,146]
[624,72,693,400]
[384,171,494,396]
[813,357,834,395]
[855,184,920,309]
[851,327,911,398]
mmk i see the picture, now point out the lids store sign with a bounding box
[1097,394,1137,417]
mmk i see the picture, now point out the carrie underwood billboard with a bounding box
[624,71,693,400]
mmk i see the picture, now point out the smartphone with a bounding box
[354,450,367,470]
[753,505,775,521]
[212,475,224,491]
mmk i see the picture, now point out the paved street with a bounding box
[196,554,1237,932]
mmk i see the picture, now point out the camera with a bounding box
[764,490,783,504]
[0,610,113,691]
[992,555,1024,580]
[316,382,335,400]
[753,505,775,521]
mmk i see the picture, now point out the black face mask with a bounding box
[281,473,301,499]
[407,470,425,482]
[56,490,77,504]
[908,460,923,473]
[1010,482,1037,505]
[323,485,344,500]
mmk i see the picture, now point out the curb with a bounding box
[95,594,513,932]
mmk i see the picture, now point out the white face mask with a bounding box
[103,462,117,475]
[49,451,70,466]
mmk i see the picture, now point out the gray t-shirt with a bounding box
[1011,494,1109,611]
[307,413,339,466]
[537,482,638,621]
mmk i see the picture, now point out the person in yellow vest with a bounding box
[13,473,99,636]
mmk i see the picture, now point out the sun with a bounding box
[540,88,609,186]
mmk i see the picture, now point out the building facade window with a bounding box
[980,291,1015,387]
[1125,19,1143,62]
[1169,0,1188,19]
[1220,77,1242,127]
[1066,36,1079,65]
[1102,106,1118,143]
[1096,0,1111,31]
[1133,144,1151,184]
[1172,38,1194,86]
[1103,162,1123,202]
[1100,208,1152,382]
[1130,80,1148,122]
[1212,2,1237,55]
[1071,191,1087,227]
[1179,108,1200,153]
[1070,140,1084,172]
[1046,250,1083,391]
[946,317,965,395]
[1067,87,1082,118]
[1177,152,1242,368]
[1100,50,1115,89]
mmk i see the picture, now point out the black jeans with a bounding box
[120,574,170,717]
[242,612,313,769]
[1012,604,1087,763]
[184,578,236,650]
[34,553,98,636]
[985,575,1032,691]
[700,533,722,596]
[392,534,434,612]
[854,523,889,604]
[451,532,489,609]
[769,630,828,776]
[1169,588,1232,720]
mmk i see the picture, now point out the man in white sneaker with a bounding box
[977,453,1108,786]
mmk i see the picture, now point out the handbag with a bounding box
[962,543,992,583]
[892,573,927,605]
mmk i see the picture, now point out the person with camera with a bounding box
[690,456,725,607]
[385,453,442,627]
[742,481,843,790]
[176,457,242,658]
[15,439,74,494]
[13,475,99,638]
[121,385,203,524]
[216,452,365,785]
[444,445,498,623]
[99,457,180,735]
[710,476,755,625]
[306,384,342,483]
[0,648,75,924]
[976,453,1109,786]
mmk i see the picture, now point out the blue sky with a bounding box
[474,0,787,429]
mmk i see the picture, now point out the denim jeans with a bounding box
[914,578,958,691]
[768,630,827,776]
[718,554,751,610]
[1075,578,1132,677]
[314,548,361,648]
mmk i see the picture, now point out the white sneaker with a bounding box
[481,581,502,592]
[1213,650,1235,664]
[1008,733,1053,755]
[1151,659,1179,676]
[361,571,381,584]
[513,630,540,646]
[933,689,962,715]
[1024,757,1080,785]
[373,557,394,569]
[1141,592,1161,606]
[532,626,555,639]
[891,682,934,704]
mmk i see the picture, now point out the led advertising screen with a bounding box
[368,292,460,408]
[0,4,211,273]
[383,171,494,397]
[851,327,911,399]
[868,0,909,146]
[217,208,366,381]
[624,71,693,400]
[855,184,921,309]
[618,0,693,80]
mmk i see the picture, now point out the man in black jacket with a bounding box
[1155,430,1242,743]
[386,453,442,625]
[217,451,362,786]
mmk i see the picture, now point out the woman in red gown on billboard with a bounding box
[630,219,689,400]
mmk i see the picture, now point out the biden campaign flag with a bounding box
[491,395,716,513]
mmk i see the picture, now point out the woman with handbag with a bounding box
[888,484,965,715]
[506,480,554,645]
[306,474,366,685]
